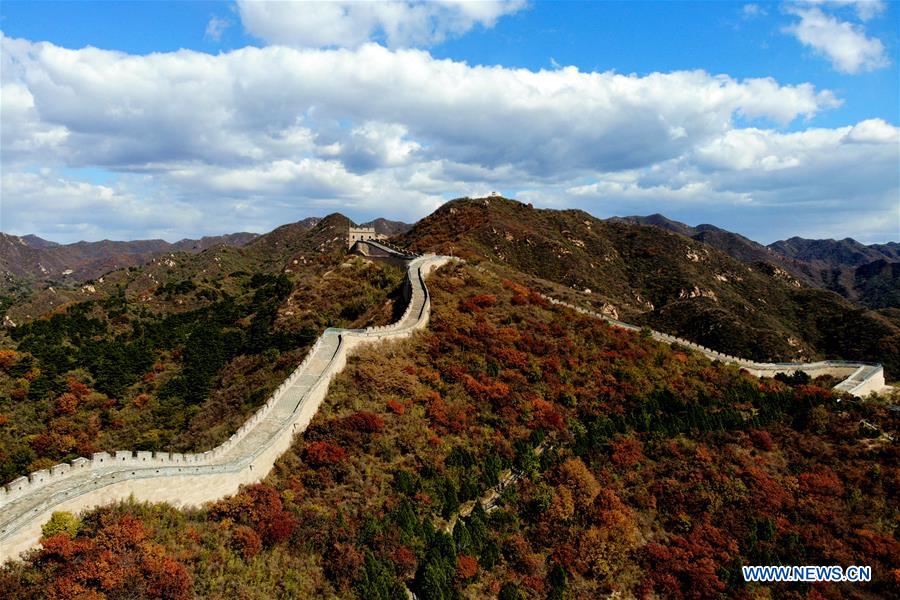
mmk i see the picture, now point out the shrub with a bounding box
[41,512,81,539]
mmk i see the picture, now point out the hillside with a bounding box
[0,232,258,285]
[769,237,900,266]
[362,218,413,236]
[0,214,410,482]
[0,216,410,288]
[614,215,900,309]
[3,263,896,598]
[397,197,900,378]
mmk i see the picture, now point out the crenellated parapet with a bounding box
[3,256,887,560]
[0,249,455,561]
[540,294,887,398]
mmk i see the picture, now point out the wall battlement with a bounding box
[0,249,452,561]
[539,294,887,398]
[347,226,387,249]
[1,256,888,560]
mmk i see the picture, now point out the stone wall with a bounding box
[1,256,887,560]
[0,250,453,561]
[347,227,387,249]
[540,295,887,399]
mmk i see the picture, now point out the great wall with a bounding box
[0,242,451,561]
[0,240,889,560]
[539,296,888,398]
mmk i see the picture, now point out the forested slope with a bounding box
[3,263,897,599]
[398,197,900,379]
[0,215,407,483]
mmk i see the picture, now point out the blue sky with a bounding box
[1,1,898,243]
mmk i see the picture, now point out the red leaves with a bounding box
[391,545,418,574]
[39,514,192,600]
[530,398,565,432]
[460,294,497,313]
[304,441,348,467]
[94,514,150,553]
[456,554,479,580]
[853,529,900,563]
[741,465,791,512]
[610,436,645,468]
[53,393,79,416]
[799,466,844,497]
[0,349,20,370]
[426,393,471,433]
[794,384,833,402]
[342,410,385,433]
[748,429,773,451]
[462,375,510,403]
[231,525,262,559]
[495,346,528,369]
[132,393,151,409]
[39,533,90,562]
[386,399,406,415]
[67,378,92,399]
[324,542,364,590]
[212,484,297,547]
[641,525,736,600]
[142,554,193,600]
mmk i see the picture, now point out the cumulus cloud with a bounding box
[0,34,896,243]
[785,5,889,73]
[0,170,203,242]
[0,36,840,175]
[236,0,526,48]
[550,121,899,242]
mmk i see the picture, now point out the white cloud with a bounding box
[742,4,767,18]
[0,170,203,242]
[800,0,886,21]
[0,34,896,243]
[205,16,231,42]
[785,5,889,73]
[236,0,527,49]
[551,122,899,242]
[0,36,840,176]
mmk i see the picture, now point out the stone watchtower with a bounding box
[347,226,386,249]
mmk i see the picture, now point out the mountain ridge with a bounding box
[1,217,411,287]
[611,214,899,309]
[397,196,900,378]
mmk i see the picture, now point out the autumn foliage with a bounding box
[3,263,898,599]
[36,515,191,600]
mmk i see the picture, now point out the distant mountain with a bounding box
[361,218,412,236]
[293,217,323,230]
[762,238,899,310]
[768,236,900,266]
[0,231,258,284]
[399,197,900,378]
[1,216,411,287]
[19,234,59,249]
[170,233,259,253]
[612,214,899,310]
[609,213,699,238]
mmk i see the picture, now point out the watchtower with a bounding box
[347,226,386,249]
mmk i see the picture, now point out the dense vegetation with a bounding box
[4,264,896,599]
[0,216,406,482]
[398,197,900,380]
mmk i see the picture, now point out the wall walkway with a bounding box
[541,295,888,398]
[1,256,889,560]
[0,252,452,561]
